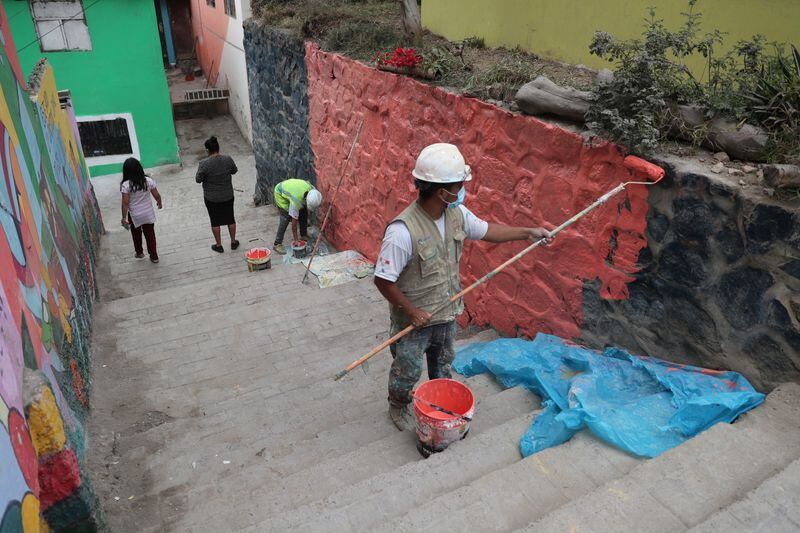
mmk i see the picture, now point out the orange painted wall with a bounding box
[305,43,657,339]
[190,0,229,85]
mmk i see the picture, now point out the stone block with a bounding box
[657,241,709,286]
[42,484,99,533]
[716,267,774,330]
[26,385,67,457]
[672,197,714,242]
[742,333,798,383]
[781,259,800,280]
[39,447,81,510]
[744,203,794,252]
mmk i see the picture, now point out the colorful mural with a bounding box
[0,2,103,531]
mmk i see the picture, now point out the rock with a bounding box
[713,151,731,163]
[742,165,757,174]
[763,164,800,189]
[738,179,747,187]
[763,187,775,197]
[716,267,774,329]
[515,76,592,122]
[698,158,706,162]
[744,203,794,252]
[596,68,614,85]
[742,334,799,382]
[711,162,725,174]
[780,260,800,281]
[646,211,670,243]
[728,168,744,176]
[707,118,769,162]
[672,197,713,243]
[657,242,709,286]
[714,226,744,263]
[666,104,706,142]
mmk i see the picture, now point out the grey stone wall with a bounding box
[244,21,315,205]
[581,156,800,391]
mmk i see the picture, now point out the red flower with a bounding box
[376,47,423,69]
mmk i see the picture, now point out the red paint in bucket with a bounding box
[413,379,474,456]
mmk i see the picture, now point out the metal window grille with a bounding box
[184,89,230,102]
[78,118,133,158]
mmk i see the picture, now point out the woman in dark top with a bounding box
[196,136,239,253]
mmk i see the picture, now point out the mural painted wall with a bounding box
[0,3,103,530]
[304,42,659,340]
[422,0,800,75]
[3,0,179,177]
[191,0,253,144]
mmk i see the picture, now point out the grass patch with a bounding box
[253,0,595,103]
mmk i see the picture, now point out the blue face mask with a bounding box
[443,186,466,209]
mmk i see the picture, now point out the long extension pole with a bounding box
[333,179,660,381]
[302,120,364,284]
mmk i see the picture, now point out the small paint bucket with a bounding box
[413,379,474,458]
[292,240,308,258]
[245,247,271,271]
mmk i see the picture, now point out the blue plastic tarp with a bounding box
[453,334,765,458]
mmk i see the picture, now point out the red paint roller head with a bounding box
[623,156,665,184]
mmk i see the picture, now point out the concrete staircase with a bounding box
[256,383,800,533]
[87,116,800,532]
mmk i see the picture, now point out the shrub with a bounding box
[587,0,800,161]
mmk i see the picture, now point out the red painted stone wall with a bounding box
[305,42,658,339]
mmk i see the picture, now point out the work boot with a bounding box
[389,404,414,432]
[273,243,286,255]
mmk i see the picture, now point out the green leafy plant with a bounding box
[747,46,800,134]
[587,1,799,161]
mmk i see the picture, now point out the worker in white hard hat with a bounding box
[374,143,554,431]
[272,178,323,255]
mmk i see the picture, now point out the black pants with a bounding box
[274,207,307,245]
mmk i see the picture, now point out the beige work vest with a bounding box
[389,202,467,329]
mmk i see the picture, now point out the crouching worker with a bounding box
[272,178,323,255]
[374,143,554,431]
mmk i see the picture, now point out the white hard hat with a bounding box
[306,189,322,210]
[412,143,472,184]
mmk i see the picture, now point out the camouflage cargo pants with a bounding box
[388,320,457,407]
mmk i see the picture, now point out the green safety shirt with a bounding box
[274,179,313,214]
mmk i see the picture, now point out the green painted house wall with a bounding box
[3,0,179,176]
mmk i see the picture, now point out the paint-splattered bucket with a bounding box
[292,240,308,258]
[413,379,474,458]
[245,247,271,271]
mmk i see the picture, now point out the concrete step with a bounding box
[121,330,504,496]
[231,385,540,518]
[140,370,503,495]
[258,412,537,532]
[372,430,640,533]
[689,458,800,532]
[518,383,800,533]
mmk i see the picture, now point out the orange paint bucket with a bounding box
[413,379,474,457]
[245,247,271,271]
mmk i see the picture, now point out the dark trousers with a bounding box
[388,320,457,407]
[274,207,308,245]
[129,215,157,260]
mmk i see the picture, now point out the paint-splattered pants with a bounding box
[388,320,457,407]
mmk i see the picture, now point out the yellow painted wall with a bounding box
[422,0,800,75]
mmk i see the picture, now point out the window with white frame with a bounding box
[76,113,140,166]
[30,1,92,52]
[224,0,236,18]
